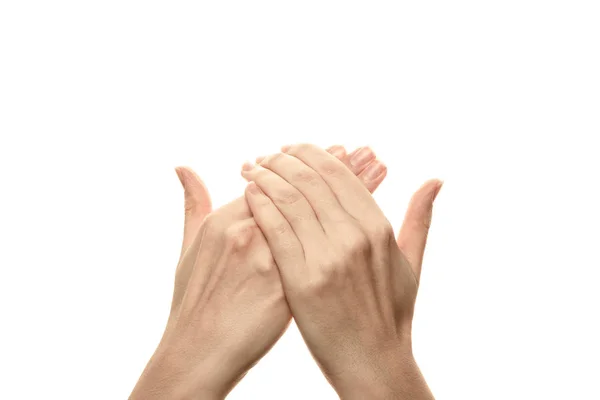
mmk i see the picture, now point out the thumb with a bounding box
[396,179,443,282]
[175,166,213,255]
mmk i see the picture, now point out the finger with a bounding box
[396,179,443,281]
[241,162,328,244]
[357,159,388,194]
[235,219,284,287]
[281,144,385,223]
[255,145,348,164]
[261,146,387,195]
[255,153,350,231]
[325,145,347,160]
[244,182,305,286]
[328,145,388,193]
[175,166,213,256]
[340,146,377,176]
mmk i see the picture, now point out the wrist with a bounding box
[130,344,225,400]
[331,345,434,400]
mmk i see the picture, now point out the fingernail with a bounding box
[255,155,266,164]
[247,181,262,195]
[363,161,386,180]
[242,162,254,172]
[327,145,345,159]
[350,147,375,168]
[281,145,291,153]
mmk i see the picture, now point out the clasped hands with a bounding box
[130,144,441,400]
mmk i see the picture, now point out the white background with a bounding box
[1,1,599,399]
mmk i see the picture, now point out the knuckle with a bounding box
[299,255,342,292]
[245,219,259,231]
[344,230,372,257]
[301,263,339,295]
[318,158,341,176]
[254,256,277,276]
[275,189,304,206]
[298,276,327,297]
[223,223,251,249]
[319,257,341,277]
[201,213,219,232]
[291,168,319,187]
[274,221,289,235]
[367,220,395,243]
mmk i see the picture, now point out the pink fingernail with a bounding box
[328,145,345,159]
[363,161,386,180]
[350,147,375,168]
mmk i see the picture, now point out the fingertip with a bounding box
[379,162,388,176]
[246,181,263,195]
[360,161,386,193]
[175,167,212,206]
[416,179,443,204]
[325,145,347,158]
[363,160,387,180]
[415,178,442,194]
[346,146,376,172]
[372,161,388,181]
[175,166,185,186]
[433,180,444,201]
[241,161,254,172]
[327,145,347,159]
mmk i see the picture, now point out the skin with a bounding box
[242,144,441,400]
[130,145,388,399]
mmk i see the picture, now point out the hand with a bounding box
[130,145,388,399]
[242,144,441,400]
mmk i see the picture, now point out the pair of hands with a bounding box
[130,144,440,399]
